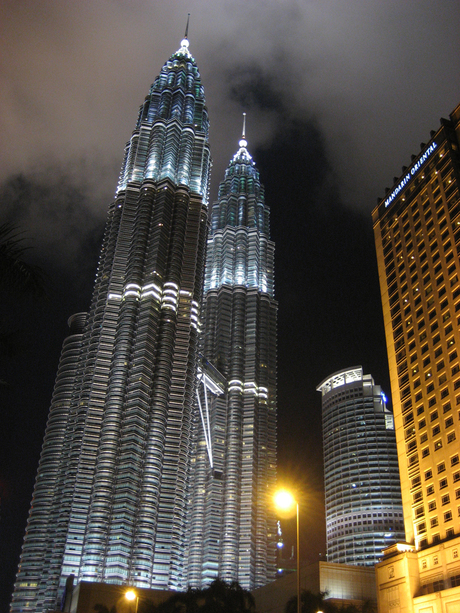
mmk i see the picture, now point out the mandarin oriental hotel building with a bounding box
[373,103,460,610]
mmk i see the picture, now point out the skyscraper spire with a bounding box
[12,32,211,612]
[184,12,190,39]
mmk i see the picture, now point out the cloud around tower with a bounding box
[1,1,459,219]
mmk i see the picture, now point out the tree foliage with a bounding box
[0,222,48,385]
[0,222,47,298]
[285,590,375,613]
[131,580,256,613]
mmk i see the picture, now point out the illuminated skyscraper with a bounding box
[373,103,460,609]
[12,33,211,612]
[317,367,405,566]
[186,120,278,589]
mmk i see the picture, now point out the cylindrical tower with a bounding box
[317,366,405,565]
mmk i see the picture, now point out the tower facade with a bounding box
[373,103,460,607]
[317,367,405,565]
[186,124,278,589]
[12,35,211,612]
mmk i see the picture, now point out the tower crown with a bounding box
[117,31,211,202]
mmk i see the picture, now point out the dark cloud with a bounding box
[0,167,105,276]
[228,65,285,114]
[1,1,459,208]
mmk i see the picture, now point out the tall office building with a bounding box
[373,103,460,608]
[317,367,405,566]
[12,34,212,612]
[186,121,278,589]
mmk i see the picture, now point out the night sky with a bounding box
[1,1,460,610]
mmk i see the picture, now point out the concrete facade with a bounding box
[376,538,460,613]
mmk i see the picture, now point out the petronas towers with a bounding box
[11,32,277,612]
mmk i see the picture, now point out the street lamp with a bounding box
[125,589,139,613]
[274,489,300,613]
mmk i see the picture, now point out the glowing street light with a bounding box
[125,590,139,613]
[274,489,300,613]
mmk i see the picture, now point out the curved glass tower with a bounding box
[12,35,211,612]
[317,367,405,565]
[186,121,278,589]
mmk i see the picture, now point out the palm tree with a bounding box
[285,590,337,613]
[0,222,47,386]
[0,222,46,296]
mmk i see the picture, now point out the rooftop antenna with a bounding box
[185,13,190,39]
[239,113,247,148]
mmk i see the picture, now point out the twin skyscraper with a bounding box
[12,34,277,611]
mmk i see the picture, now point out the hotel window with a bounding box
[425,469,433,480]
[456,489,460,500]
[435,440,443,451]
[431,517,439,527]
[431,411,439,422]
[440,479,448,490]
[444,511,453,522]
[427,485,435,495]
[451,455,459,467]
[448,432,456,444]
[446,416,454,428]
[442,494,450,505]
[432,425,440,436]
[428,501,436,511]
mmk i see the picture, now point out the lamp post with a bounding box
[274,489,300,613]
[125,589,139,613]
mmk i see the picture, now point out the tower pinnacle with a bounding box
[239,112,247,148]
[184,13,190,39]
[179,14,191,54]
